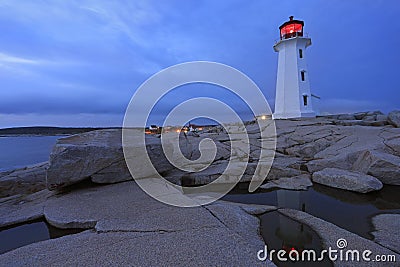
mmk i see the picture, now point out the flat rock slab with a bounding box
[312,168,383,193]
[0,228,274,266]
[0,189,53,228]
[43,181,223,232]
[0,181,276,266]
[371,214,400,254]
[260,174,312,190]
[279,208,400,266]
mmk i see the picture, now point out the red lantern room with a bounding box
[279,16,304,40]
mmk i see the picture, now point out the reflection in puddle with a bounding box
[0,219,84,254]
[222,184,400,240]
[260,212,332,266]
[222,183,400,266]
[260,190,332,266]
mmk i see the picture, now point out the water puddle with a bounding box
[0,219,84,254]
[222,183,400,240]
[260,211,332,266]
[222,184,400,266]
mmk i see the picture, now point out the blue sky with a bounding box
[0,0,399,127]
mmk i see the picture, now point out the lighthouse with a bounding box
[273,16,316,119]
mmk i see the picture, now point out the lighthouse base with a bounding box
[273,111,316,120]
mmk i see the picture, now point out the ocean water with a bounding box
[0,136,61,171]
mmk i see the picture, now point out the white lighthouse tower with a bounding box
[273,16,316,119]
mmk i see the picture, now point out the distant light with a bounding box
[261,115,266,120]
[176,129,180,133]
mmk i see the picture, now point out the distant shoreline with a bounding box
[0,126,121,136]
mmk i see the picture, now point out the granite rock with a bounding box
[352,150,400,185]
[0,162,48,198]
[46,130,175,189]
[388,110,400,128]
[0,181,276,266]
[371,214,400,254]
[260,174,313,190]
[312,168,383,193]
[279,208,400,266]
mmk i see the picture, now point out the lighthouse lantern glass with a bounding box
[280,23,303,39]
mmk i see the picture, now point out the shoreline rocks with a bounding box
[43,111,400,194]
[0,162,48,198]
[2,110,400,265]
[312,168,383,193]
[388,110,400,128]
[352,150,400,185]
[46,130,132,189]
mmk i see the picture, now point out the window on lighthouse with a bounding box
[301,71,305,81]
[299,49,303,58]
[303,95,308,106]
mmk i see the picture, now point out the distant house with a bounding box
[188,123,216,132]
[145,125,162,134]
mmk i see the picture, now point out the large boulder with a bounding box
[46,130,130,189]
[312,168,383,193]
[0,162,48,198]
[388,110,400,128]
[46,129,175,190]
[306,150,361,173]
[352,150,400,185]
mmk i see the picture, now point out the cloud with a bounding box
[0,1,399,127]
[0,113,123,128]
[0,52,41,65]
